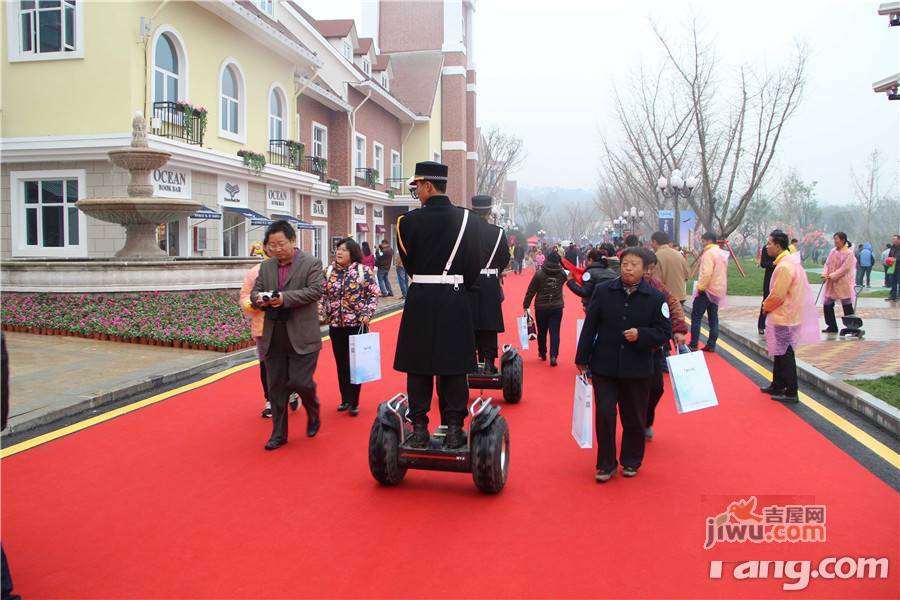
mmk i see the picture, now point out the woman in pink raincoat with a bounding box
[821,231,857,334]
[761,231,819,403]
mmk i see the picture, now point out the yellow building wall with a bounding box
[401,86,442,177]
[1,1,298,158]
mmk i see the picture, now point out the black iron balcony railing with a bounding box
[355,167,378,189]
[384,178,406,190]
[268,139,304,170]
[302,156,328,181]
[152,101,204,146]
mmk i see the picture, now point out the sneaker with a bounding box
[759,385,785,395]
[758,328,766,336]
[349,406,360,417]
[771,393,800,404]
[337,402,350,412]
[261,402,272,418]
[595,469,616,483]
[550,356,558,367]
[289,393,299,411]
[644,427,654,440]
[622,466,639,478]
[538,354,547,361]
[821,328,838,334]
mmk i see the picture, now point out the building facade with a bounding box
[0,0,477,262]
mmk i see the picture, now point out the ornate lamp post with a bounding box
[624,206,645,238]
[657,168,697,247]
[613,216,627,238]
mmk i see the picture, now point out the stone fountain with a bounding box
[75,113,202,258]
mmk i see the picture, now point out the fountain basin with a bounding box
[108,148,171,172]
[76,196,201,226]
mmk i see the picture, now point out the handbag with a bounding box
[571,374,593,448]
[517,313,530,350]
[526,309,537,340]
[349,324,381,384]
[665,350,718,413]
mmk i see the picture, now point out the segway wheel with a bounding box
[471,415,510,493]
[501,353,523,404]
[368,419,407,486]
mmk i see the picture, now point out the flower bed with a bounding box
[0,290,254,352]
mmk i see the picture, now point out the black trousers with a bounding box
[408,373,468,428]
[592,376,651,471]
[329,325,362,408]
[535,306,563,358]
[647,349,665,427]
[823,300,854,331]
[772,344,798,396]
[258,360,269,401]
[758,267,774,331]
[264,322,320,442]
[1,545,13,600]
[475,330,499,364]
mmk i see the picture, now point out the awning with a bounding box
[375,224,386,233]
[356,223,369,233]
[223,206,271,227]
[190,205,222,220]
[271,213,316,231]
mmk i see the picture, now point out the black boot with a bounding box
[305,398,320,437]
[444,424,467,449]
[409,421,430,448]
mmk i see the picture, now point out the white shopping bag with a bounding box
[576,318,584,348]
[517,315,530,350]
[349,330,382,384]
[572,374,593,448]
[665,350,718,413]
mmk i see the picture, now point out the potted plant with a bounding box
[237,149,266,175]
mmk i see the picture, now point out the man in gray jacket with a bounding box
[253,220,325,450]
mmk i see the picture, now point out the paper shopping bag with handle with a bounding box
[349,328,382,384]
[572,374,593,448]
[665,350,718,413]
[517,313,530,350]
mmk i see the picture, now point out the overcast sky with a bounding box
[302,0,899,206]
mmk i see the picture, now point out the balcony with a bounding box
[268,139,304,170]
[152,101,205,146]
[301,156,328,181]
[355,167,378,189]
[384,178,405,190]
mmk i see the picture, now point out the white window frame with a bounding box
[362,57,371,75]
[6,0,84,62]
[382,72,389,91]
[254,0,274,17]
[342,40,352,60]
[10,169,88,258]
[267,83,288,142]
[354,133,367,174]
[218,58,247,143]
[373,142,384,184]
[312,122,328,158]
[150,26,189,107]
[390,150,401,187]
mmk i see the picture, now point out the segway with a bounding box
[368,394,510,493]
[467,344,524,404]
[839,284,866,339]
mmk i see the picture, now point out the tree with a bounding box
[735,192,772,256]
[516,199,547,236]
[476,127,526,198]
[851,149,898,244]
[777,170,820,231]
[600,19,807,239]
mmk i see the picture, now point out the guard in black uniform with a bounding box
[468,195,510,373]
[394,162,482,449]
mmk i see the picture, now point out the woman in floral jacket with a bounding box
[320,237,381,415]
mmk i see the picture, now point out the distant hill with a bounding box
[519,187,595,204]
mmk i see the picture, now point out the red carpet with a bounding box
[2,269,897,598]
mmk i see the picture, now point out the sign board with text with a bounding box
[152,167,191,199]
[266,185,291,211]
[217,176,248,208]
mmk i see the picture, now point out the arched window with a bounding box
[268,88,284,141]
[221,65,240,135]
[153,33,179,103]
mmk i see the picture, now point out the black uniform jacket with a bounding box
[468,218,510,332]
[575,278,672,379]
[394,195,482,375]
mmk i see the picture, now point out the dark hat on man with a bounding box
[545,252,561,265]
[407,161,448,186]
[471,195,493,211]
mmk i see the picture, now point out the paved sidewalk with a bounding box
[691,295,900,435]
[2,292,406,436]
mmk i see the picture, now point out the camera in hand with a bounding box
[259,290,280,303]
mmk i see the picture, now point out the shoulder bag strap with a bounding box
[485,228,503,270]
[443,209,470,277]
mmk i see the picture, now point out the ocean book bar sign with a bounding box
[152,167,191,199]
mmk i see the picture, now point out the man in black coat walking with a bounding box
[467,195,510,373]
[575,248,671,482]
[757,230,781,335]
[394,162,482,449]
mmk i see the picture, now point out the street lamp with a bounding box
[624,206,645,238]
[657,167,697,246]
[537,229,546,243]
[613,216,627,238]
